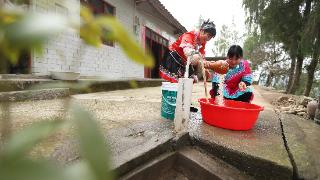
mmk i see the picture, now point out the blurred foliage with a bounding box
[71,105,114,180]
[0,4,154,70]
[80,6,154,67]
[2,120,64,160]
[0,1,156,180]
[0,8,67,64]
[0,105,114,180]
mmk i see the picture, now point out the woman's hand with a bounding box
[191,75,199,83]
[239,82,247,91]
[190,54,201,65]
[205,69,211,80]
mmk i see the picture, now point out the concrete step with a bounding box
[0,78,163,101]
[177,147,250,180]
[0,79,54,92]
[120,147,251,180]
[0,78,163,93]
[0,88,70,102]
[0,74,50,79]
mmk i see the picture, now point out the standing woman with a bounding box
[160,19,229,83]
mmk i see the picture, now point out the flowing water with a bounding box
[213,74,225,106]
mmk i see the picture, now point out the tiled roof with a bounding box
[137,0,187,34]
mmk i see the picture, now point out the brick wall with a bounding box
[31,0,178,79]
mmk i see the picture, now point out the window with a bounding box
[145,28,151,38]
[55,3,68,16]
[81,0,116,47]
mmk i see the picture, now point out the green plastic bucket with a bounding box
[161,82,178,120]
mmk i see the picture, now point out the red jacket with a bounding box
[169,30,206,62]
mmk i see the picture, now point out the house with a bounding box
[9,0,187,79]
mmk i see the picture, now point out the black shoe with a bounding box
[190,106,198,112]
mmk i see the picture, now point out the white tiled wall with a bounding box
[31,0,178,79]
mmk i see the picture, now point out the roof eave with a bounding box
[138,0,187,34]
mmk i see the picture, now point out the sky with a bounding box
[159,0,247,56]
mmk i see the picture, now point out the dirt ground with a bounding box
[254,86,292,104]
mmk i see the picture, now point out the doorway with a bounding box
[144,27,169,78]
[10,51,31,74]
[0,51,31,74]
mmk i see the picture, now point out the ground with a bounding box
[2,82,320,179]
[3,82,251,157]
[3,86,164,157]
[0,84,307,157]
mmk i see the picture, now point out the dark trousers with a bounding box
[211,82,253,103]
[224,92,253,103]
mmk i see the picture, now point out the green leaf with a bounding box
[6,13,67,46]
[0,10,67,62]
[129,80,138,89]
[0,8,23,25]
[80,6,102,47]
[2,120,64,159]
[80,6,94,22]
[0,158,68,180]
[1,43,20,64]
[96,16,154,68]
[65,161,96,180]
[80,22,102,47]
[71,105,114,180]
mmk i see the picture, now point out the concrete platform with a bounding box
[280,113,320,179]
[0,88,69,101]
[188,88,293,179]
[259,86,320,179]
[0,78,163,102]
[50,85,294,179]
[5,83,320,179]
[0,78,163,93]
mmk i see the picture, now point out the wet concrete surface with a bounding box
[72,87,163,131]
[51,85,294,179]
[280,113,320,179]
[51,119,176,169]
[107,119,175,171]
[188,87,293,179]
[6,83,320,179]
[189,111,292,179]
[259,86,320,180]
[4,86,164,157]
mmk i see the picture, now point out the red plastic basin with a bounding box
[198,98,264,131]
